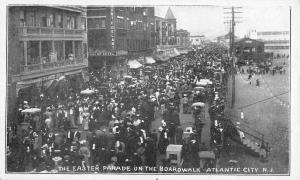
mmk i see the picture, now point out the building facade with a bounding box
[249,30,290,57]
[190,35,205,46]
[176,29,190,47]
[234,38,265,62]
[87,6,155,78]
[154,7,179,60]
[7,6,88,121]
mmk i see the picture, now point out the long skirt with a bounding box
[83,118,89,131]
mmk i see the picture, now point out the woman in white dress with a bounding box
[78,106,84,125]
[82,109,90,131]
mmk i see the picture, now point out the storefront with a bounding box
[88,50,128,79]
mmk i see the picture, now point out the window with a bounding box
[81,17,86,30]
[75,41,82,58]
[101,18,106,28]
[47,14,54,27]
[66,16,71,29]
[41,41,52,63]
[27,41,40,65]
[71,16,75,29]
[83,43,87,58]
[19,10,25,26]
[40,14,47,27]
[54,41,63,61]
[142,8,148,16]
[126,39,129,51]
[87,18,106,29]
[27,12,36,26]
[20,42,25,65]
[56,14,63,28]
[65,41,73,59]
[117,18,125,28]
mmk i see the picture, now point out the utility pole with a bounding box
[223,7,242,56]
[223,6,242,108]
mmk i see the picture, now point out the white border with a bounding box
[1,0,300,180]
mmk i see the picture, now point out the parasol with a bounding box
[194,87,205,91]
[21,108,41,114]
[80,89,95,95]
[191,102,205,107]
[128,60,142,69]
[124,75,133,79]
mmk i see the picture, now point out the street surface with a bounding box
[219,58,289,174]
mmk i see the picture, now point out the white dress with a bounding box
[78,107,84,125]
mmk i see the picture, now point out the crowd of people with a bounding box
[7,44,232,173]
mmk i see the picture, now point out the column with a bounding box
[24,41,28,72]
[159,21,162,46]
[52,41,55,61]
[81,42,84,60]
[103,57,107,77]
[39,41,43,69]
[72,41,75,61]
[117,58,120,78]
[63,41,65,60]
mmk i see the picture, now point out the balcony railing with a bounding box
[19,26,86,39]
[20,58,87,74]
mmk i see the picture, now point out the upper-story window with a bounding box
[40,14,47,27]
[81,17,86,30]
[142,8,148,16]
[87,18,106,29]
[47,14,54,27]
[117,17,125,29]
[27,12,36,26]
[19,10,25,26]
[66,16,72,29]
[55,14,63,28]
[71,16,75,29]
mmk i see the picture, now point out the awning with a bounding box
[154,55,169,62]
[127,60,142,69]
[145,57,156,64]
[80,89,96,95]
[174,48,180,56]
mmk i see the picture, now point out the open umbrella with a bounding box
[21,108,41,114]
[191,102,205,108]
[124,75,133,79]
[194,87,205,91]
[128,60,142,69]
[145,57,156,64]
[80,89,95,95]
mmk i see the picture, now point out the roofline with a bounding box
[235,37,264,44]
[189,35,205,37]
[48,6,85,13]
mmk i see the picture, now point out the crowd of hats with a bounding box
[7,44,231,172]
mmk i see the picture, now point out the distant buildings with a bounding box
[234,38,265,62]
[176,29,190,48]
[249,30,290,57]
[215,33,239,49]
[154,7,180,61]
[190,35,205,46]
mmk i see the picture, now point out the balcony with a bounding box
[18,26,87,41]
[156,44,179,49]
[13,58,87,82]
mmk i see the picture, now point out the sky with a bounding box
[155,5,290,39]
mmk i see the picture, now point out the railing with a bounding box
[157,44,179,49]
[19,26,85,38]
[20,58,86,74]
[224,113,270,152]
